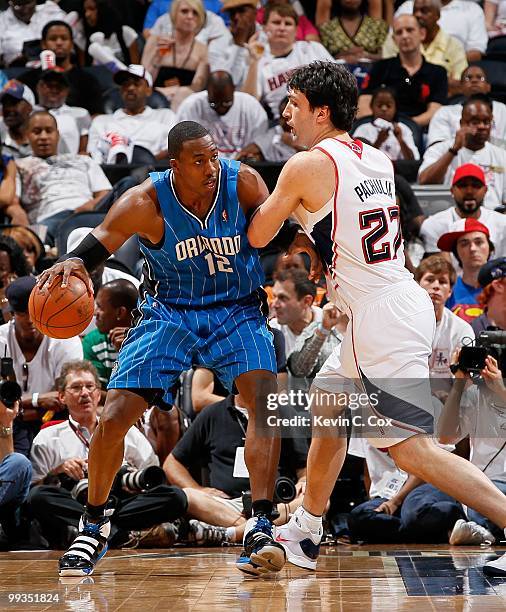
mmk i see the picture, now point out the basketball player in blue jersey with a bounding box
[247,61,506,577]
[38,121,286,578]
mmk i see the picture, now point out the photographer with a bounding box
[438,322,506,563]
[472,257,506,336]
[27,360,188,549]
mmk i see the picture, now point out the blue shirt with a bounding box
[446,277,482,310]
[144,0,225,29]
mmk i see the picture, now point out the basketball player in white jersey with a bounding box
[248,61,506,577]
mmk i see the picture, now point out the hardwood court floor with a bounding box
[1,545,506,611]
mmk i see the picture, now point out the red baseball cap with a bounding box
[437,218,490,251]
[452,163,486,186]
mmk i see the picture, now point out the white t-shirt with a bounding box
[176,91,268,158]
[427,101,506,150]
[254,125,298,162]
[16,153,112,223]
[430,307,474,378]
[420,206,506,257]
[456,385,506,482]
[395,0,488,53]
[0,1,67,66]
[257,41,334,118]
[488,0,506,23]
[353,120,420,161]
[418,140,506,210]
[87,106,177,161]
[97,25,138,63]
[0,319,83,395]
[270,305,323,355]
[30,415,159,483]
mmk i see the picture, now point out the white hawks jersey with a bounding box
[292,137,412,313]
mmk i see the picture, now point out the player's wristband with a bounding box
[31,392,39,408]
[58,233,111,273]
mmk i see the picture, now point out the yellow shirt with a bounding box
[382,28,467,79]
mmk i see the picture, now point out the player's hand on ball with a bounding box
[287,232,323,282]
[37,259,93,295]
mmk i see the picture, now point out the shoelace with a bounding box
[252,516,273,537]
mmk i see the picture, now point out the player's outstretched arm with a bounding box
[38,179,161,291]
[247,150,335,248]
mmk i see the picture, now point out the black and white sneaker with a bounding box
[236,515,286,576]
[58,514,110,577]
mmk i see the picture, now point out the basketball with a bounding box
[29,275,94,339]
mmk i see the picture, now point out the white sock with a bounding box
[299,506,323,533]
[225,527,236,542]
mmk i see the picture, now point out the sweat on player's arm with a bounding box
[247,149,335,248]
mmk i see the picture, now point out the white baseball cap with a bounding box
[113,64,153,88]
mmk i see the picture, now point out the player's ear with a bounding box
[316,105,330,124]
[169,158,178,172]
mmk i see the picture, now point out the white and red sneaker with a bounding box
[275,507,322,570]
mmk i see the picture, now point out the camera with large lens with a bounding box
[71,478,89,505]
[451,331,506,377]
[0,356,21,408]
[273,476,296,504]
[116,465,167,493]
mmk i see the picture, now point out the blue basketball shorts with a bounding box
[108,290,276,405]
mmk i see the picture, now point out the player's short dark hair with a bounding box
[168,121,210,159]
[463,93,493,113]
[263,3,298,25]
[288,62,358,132]
[42,20,73,41]
[99,279,138,311]
[415,254,457,286]
[275,268,317,301]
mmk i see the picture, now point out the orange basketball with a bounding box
[29,275,94,339]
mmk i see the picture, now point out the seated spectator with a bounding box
[237,96,302,162]
[0,398,32,547]
[288,302,346,389]
[0,226,44,274]
[472,257,506,336]
[0,0,66,67]
[16,111,112,245]
[395,175,425,272]
[427,66,506,150]
[358,15,447,127]
[87,64,176,163]
[382,0,467,94]
[319,0,388,62]
[415,256,474,390]
[80,0,141,65]
[437,218,494,319]
[242,3,334,119]
[353,87,419,161]
[143,0,226,38]
[420,163,506,258]
[258,0,320,43]
[485,0,506,37]
[82,280,138,386]
[438,319,506,552]
[347,436,475,544]
[0,237,31,324]
[164,392,308,539]
[418,96,506,211]
[0,80,34,160]
[393,0,488,62]
[141,0,210,104]
[20,21,105,116]
[0,276,83,416]
[213,0,259,88]
[0,149,18,226]
[176,70,268,158]
[34,68,91,155]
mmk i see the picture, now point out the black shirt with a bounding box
[364,56,448,117]
[19,66,105,115]
[172,395,308,498]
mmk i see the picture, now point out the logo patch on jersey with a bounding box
[343,140,363,159]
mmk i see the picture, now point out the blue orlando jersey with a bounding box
[140,159,265,307]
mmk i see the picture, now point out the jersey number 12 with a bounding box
[204,252,233,275]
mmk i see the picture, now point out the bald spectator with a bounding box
[176,71,268,158]
[382,0,467,94]
[87,64,177,163]
[359,15,447,127]
[427,66,506,149]
[420,164,506,258]
[0,80,34,159]
[0,0,66,67]
[393,0,488,61]
[418,95,506,211]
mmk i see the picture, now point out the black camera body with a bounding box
[0,357,21,408]
[451,330,506,376]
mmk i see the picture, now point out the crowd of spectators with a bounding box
[0,0,504,552]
